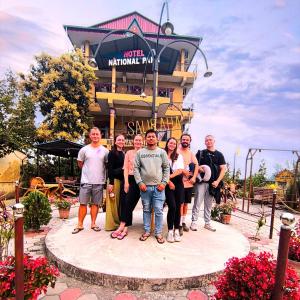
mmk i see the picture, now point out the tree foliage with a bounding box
[21,49,96,141]
[252,159,267,187]
[0,71,36,158]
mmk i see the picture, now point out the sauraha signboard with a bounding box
[108,49,153,67]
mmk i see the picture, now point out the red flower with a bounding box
[214,251,299,300]
[0,254,59,299]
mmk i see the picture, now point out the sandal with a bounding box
[72,227,84,234]
[91,226,101,232]
[139,232,151,241]
[155,235,165,244]
[117,231,128,240]
[111,230,122,239]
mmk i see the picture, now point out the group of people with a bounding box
[72,127,226,244]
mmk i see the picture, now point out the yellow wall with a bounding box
[0,151,27,198]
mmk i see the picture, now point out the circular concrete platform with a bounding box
[45,209,250,291]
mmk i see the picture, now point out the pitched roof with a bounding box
[91,11,160,34]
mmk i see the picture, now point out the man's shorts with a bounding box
[183,187,194,204]
[79,184,104,205]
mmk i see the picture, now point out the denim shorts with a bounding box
[79,184,104,205]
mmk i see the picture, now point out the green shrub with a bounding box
[22,191,52,230]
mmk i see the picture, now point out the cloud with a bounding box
[0,11,69,74]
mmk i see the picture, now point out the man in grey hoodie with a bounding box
[134,129,170,243]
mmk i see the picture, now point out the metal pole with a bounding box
[242,149,250,211]
[272,213,295,300]
[14,182,24,300]
[247,153,254,213]
[232,152,236,181]
[152,55,158,130]
[59,179,63,201]
[269,189,277,239]
[15,180,20,203]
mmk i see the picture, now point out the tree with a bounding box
[252,159,267,187]
[21,49,96,141]
[0,71,36,158]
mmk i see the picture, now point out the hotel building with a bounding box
[64,11,203,146]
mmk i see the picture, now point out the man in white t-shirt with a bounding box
[72,127,109,234]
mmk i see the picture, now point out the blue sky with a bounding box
[1,0,299,177]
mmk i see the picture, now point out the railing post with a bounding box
[271,213,295,300]
[13,181,25,300]
[269,189,277,239]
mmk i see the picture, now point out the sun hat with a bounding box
[197,165,211,183]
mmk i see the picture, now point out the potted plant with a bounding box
[211,201,236,224]
[0,254,59,299]
[54,197,77,219]
[219,200,236,224]
[214,251,299,299]
[22,191,52,231]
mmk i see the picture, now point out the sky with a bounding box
[1,0,300,177]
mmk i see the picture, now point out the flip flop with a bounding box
[155,235,165,244]
[91,226,101,232]
[111,230,122,238]
[72,227,84,234]
[139,232,151,241]
[117,231,128,240]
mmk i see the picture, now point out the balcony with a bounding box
[95,82,174,99]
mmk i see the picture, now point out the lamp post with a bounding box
[88,1,212,131]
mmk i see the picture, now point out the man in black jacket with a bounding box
[190,135,226,232]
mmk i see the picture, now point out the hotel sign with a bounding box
[108,49,153,67]
[127,116,182,136]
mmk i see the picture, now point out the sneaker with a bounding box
[204,223,216,232]
[190,222,197,231]
[179,226,183,236]
[167,231,175,243]
[182,223,190,232]
[174,230,181,242]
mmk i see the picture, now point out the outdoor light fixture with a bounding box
[88,57,98,68]
[280,213,295,227]
[12,203,25,220]
[161,21,174,35]
[204,70,213,77]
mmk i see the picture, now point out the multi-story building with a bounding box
[64,11,202,147]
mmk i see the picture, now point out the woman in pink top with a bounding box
[111,134,143,239]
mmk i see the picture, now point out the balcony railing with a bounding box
[95,82,174,100]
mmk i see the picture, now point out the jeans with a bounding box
[140,186,165,235]
[192,183,214,224]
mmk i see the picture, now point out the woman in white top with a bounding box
[164,137,185,242]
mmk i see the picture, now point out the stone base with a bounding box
[45,210,250,291]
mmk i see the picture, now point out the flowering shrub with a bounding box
[0,254,59,299]
[214,251,299,299]
[218,200,236,215]
[289,219,300,262]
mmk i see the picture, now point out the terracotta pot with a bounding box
[58,208,70,219]
[288,259,300,277]
[221,213,231,224]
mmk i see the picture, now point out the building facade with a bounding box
[64,11,202,146]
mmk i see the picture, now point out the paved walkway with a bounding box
[12,199,297,300]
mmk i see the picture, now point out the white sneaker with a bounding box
[204,223,216,232]
[190,222,198,231]
[174,230,181,242]
[167,231,175,243]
